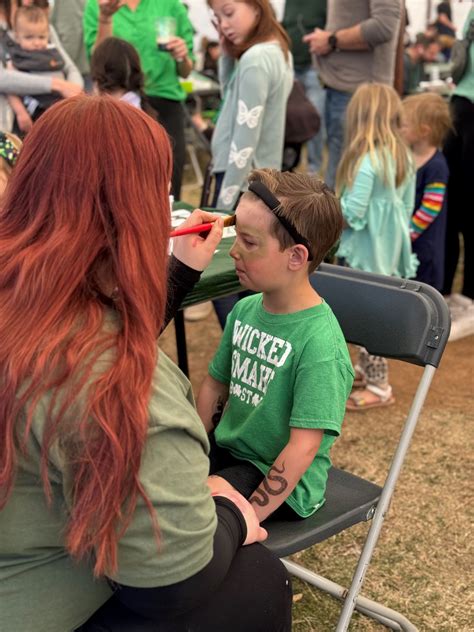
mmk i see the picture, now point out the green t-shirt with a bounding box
[209,294,354,518]
[83,0,195,101]
[282,0,327,69]
[0,348,217,632]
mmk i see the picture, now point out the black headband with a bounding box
[248,180,313,260]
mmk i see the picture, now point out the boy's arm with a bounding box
[197,374,229,433]
[7,95,32,132]
[249,428,323,522]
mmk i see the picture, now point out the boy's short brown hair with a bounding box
[402,93,452,147]
[246,169,343,273]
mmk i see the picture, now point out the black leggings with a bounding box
[442,95,474,298]
[147,96,186,200]
[78,544,291,632]
[77,498,292,632]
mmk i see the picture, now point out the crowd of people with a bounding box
[0,0,473,630]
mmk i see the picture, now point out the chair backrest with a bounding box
[270,265,451,630]
[312,264,450,368]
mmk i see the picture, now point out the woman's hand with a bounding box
[51,78,83,98]
[171,209,224,272]
[213,489,268,546]
[165,36,188,62]
[98,0,125,19]
[211,18,231,57]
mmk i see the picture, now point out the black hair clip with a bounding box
[248,180,313,260]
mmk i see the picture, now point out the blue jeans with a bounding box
[324,87,352,190]
[294,66,326,174]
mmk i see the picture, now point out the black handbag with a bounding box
[284,79,321,145]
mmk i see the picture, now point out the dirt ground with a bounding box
[159,308,473,631]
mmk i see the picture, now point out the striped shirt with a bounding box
[410,181,447,239]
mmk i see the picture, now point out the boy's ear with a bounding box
[288,245,309,270]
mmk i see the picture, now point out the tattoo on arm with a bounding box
[249,463,288,507]
[211,396,225,427]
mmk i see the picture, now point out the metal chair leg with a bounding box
[284,559,418,632]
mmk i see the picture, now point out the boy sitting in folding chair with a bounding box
[197,169,354,523]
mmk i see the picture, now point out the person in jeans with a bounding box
[282,0,326,175]
[303,0,401,190]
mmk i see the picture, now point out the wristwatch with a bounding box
[328,31,339,52]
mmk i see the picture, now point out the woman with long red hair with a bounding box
[0,96,292,631]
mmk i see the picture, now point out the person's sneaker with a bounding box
[184,302,213,322]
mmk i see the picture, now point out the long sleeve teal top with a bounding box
[337,151,418,278]
[211,42,293,209]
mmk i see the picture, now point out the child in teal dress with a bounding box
[336,83,417,411]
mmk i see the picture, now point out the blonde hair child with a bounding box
[336,83,417,411]
[0,131,22,196]
[401,93,451,293]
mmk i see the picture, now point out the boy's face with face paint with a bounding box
[229,195,291,293]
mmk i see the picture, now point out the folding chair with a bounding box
[264,263,450,632]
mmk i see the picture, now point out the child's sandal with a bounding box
[346,384,395,412]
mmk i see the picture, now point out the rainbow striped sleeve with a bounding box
[410,182,446,240]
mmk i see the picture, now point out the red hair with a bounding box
[0,96,172,576]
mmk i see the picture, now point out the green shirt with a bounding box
[0,347,217,632]
[83,0,195,100]
[282,0,327,69]
[209,295,353,518]
[454,8,474,103]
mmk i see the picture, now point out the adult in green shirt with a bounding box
[0,96,292,632]
[84,0,195,197]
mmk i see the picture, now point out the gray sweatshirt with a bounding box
[0,67,51,94]
[51,0,89,75]
[316,0,401,93]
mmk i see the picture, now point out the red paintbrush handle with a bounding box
[169,222,214,238]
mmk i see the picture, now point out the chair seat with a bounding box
[264,467,382,558]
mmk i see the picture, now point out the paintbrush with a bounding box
[170,214,236,238]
